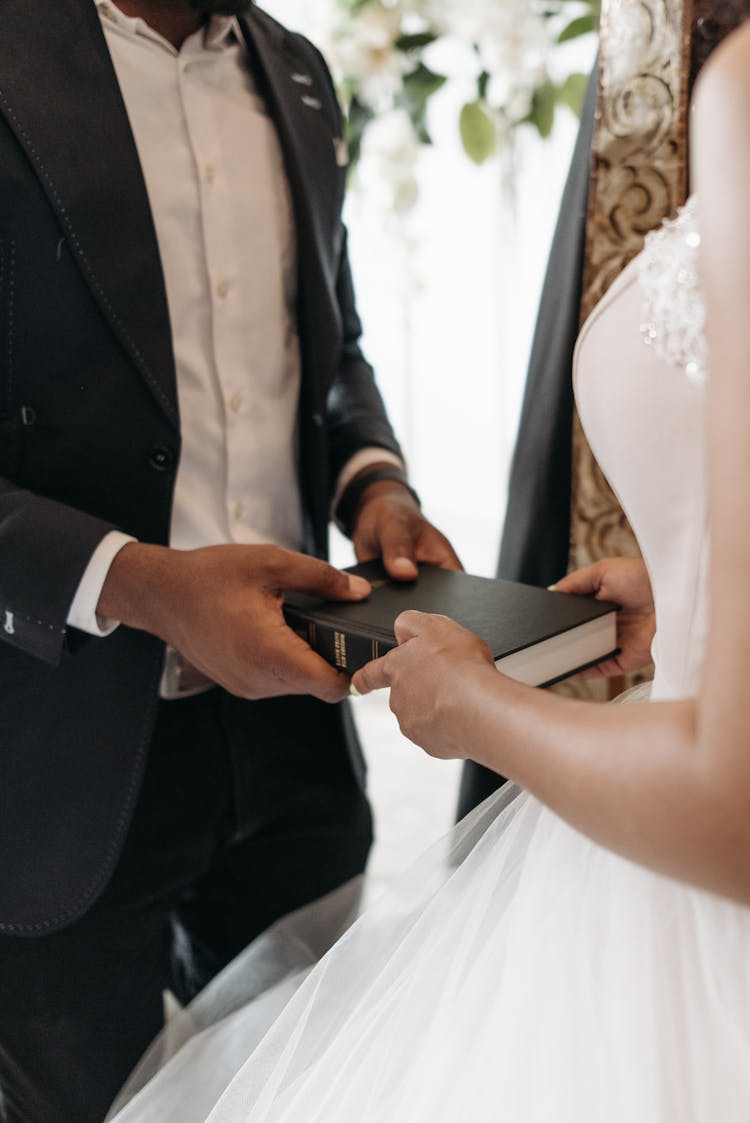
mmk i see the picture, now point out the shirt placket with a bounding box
[177,43,249,542]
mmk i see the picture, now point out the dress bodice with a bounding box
[574,200,709,701]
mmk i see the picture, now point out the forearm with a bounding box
[96,540,176,637]
[460,671,750,903]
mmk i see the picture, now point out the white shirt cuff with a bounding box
[331,448,406,520]
[66,531,137,637]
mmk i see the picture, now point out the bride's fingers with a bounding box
[353,613,451,694]
[393,609,440,644]
[574,656,623,679]
[351,654,391,695]
[552,563,602,596]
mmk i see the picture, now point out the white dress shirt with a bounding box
[67,3,401,637]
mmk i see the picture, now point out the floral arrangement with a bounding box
[317,0,599,211]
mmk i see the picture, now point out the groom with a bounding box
[0,2,459,1120]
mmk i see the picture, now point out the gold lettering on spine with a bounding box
[334,631,347,669]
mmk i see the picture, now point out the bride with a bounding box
[108,21,750,1123]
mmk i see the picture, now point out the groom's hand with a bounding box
[97,543,371,702]
[350,474,462,580]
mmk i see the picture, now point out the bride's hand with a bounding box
[352,611,498,759]
[553,556,655,677]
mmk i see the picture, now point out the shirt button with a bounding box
[216,279,230,300]
[149,445,174,472]
[229,392,243,414]
[233,500,245,520]
[205,164,216,185]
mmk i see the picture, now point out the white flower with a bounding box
[328,6,412,109]
[315,0,593,215]
[423,0,547,84]
[358,108,420,214]
[504,83,534,123]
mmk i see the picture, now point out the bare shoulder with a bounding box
[694,21,750,124]
[691,21,750,215]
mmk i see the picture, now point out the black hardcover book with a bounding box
[283,561,618,686]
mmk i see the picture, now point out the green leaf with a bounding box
[527,80,556,139]
[557,13,597,42]
[459,101,497,165]
[344,97,374,170]
[401,63,447,105]
[557,72,589,116]
[396,63,446,144]
[339,0,376,13]
[395,32,437,53]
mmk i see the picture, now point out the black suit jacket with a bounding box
[0,0,401,935]
[457,65,598,819]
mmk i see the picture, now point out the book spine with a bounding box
[283,607,395,673]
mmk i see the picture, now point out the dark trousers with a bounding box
[0,690,372,1123]
[456,761,506,821]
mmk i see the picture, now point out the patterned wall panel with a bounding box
[572,0,690,580]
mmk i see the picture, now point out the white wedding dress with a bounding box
[107,199,750,1122]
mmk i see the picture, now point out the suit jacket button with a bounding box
[312,413,324,427]
[149,445,174,472]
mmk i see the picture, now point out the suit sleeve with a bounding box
[325,227,403,482]
[0,477,117,665]
[298,37,404,489]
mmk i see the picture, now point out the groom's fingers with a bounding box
[378,517,419,580]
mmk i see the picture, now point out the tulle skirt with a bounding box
[107,697,750,1122]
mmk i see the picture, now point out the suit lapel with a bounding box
[0,0,344,429]
[0,0,178,427]
[239,9,343,387]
